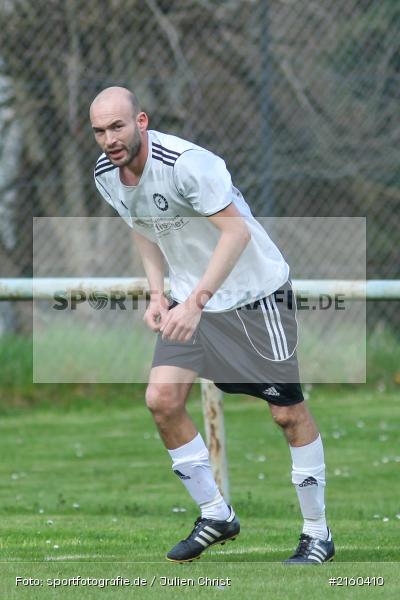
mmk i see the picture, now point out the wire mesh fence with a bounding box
[0,0,399,334]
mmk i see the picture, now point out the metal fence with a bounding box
[0,0,399,334]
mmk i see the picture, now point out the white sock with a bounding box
[290,434,328,540]
[168,433,230,521]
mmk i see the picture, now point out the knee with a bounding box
[145,384,183,421]
[270,406,299,430]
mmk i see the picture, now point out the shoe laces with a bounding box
[292,533,314,557]
[184,517,207,541]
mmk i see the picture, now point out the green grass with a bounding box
[0,385,399,598]
[0,332,399,597]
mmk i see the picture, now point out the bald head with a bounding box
[90,86,148,169]
[90,86,141,120]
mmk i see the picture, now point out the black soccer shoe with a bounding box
[166,507,240,563]
[284,528,335,564]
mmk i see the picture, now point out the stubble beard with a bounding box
[106,127,142,167]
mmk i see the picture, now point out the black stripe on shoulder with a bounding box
[96,154,111,166]
[152,142,181,158]
[152,154,175,167]
[152,148,179,164]
[152,147,177,157]
[95,164,118,177]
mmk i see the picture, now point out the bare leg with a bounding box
[268,401,318,446]
[146,366,231,523]
[269,401,328,543]
[145,365,198,449]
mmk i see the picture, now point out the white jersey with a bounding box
[94,130,289,311]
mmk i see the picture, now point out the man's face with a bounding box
[90,98,142,166]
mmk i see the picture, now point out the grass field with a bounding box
[0,333,399,598]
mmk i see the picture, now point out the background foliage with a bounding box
[0,0,399,332]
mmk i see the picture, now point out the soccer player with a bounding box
[90,86,335,564]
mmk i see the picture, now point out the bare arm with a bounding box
[132,230,165,295]
[161,203,251,341]
[187,203,251,308]
[132,231,168,331]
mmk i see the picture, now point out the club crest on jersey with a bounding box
[153,193,169,211]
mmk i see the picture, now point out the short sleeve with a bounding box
[173,149,232,215]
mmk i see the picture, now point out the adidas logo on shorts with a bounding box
[262,386,280,397]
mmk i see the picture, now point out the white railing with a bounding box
[0,277,400,300]
[0,278,399,300]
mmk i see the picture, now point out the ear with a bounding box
[137,111,149,132]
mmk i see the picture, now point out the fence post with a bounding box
[201,380,230,503]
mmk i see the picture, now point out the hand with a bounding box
[143,294,170,332]
[160,300,202,342]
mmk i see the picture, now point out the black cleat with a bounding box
[166,507,240,563]
[284,528,335,564]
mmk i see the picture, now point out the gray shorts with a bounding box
[152,280,304,406]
